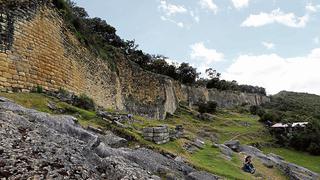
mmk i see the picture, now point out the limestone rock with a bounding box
[224,140,240,152]
[0,97,219,179]
[218,144,234,160]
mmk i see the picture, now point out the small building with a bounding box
[271,122,309,128]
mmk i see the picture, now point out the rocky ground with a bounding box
[220,140,319,180]
[0,97,220,180]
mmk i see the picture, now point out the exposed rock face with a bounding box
[224,140,241,152]
[0,97,220,179]
[239,145,319,180]
[0,1,270,119]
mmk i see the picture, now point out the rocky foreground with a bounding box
[0,97,220,180]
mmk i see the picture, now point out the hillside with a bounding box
[1,92,319,179]
[264,91,320,120]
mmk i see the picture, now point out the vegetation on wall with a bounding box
[51,0,266,94]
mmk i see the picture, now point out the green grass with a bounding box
[126,106,284,179]
[0,92,54,113]
[0,93,290,179]
[190,144,248,179]
[262,147,320,174]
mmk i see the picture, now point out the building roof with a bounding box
[271,122,309,128]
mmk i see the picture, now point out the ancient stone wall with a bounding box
[0,1,269,119]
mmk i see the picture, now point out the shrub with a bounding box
[249,105,266,117]
[36,85,43,94]
[249,105,259,115]
[307,142,320,155]
[259,111,280,123]
[198,101,218,114]
[73,94,95,110]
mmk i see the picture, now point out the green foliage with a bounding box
[206,78,266,95]
[53,0,267,91]
[262,91,320,155]
[73,93,95,110]
[289,120,320,155]
[264,91,320,120]
[56,102,96,120]
[259,111,282,123]
[176,63,199,84]
[198,101,218,114]
[36,85,43,94]
[249,105,266,117]
[307,142,320,156]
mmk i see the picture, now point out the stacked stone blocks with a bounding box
[143,125,170,144]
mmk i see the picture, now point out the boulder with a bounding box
[224,140,240,152]
[192,139,205,149]
[218,144,233,160]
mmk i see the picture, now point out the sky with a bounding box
[73,0,320,95]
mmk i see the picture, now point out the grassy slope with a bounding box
[0,93,298,179]
[263,147,320,174]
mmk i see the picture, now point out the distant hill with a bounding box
[263,91,320,121]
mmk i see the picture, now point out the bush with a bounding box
[198,101,218,114]
[307,142,320,155]
[249,105,259,115]
[36,85,43,93]
[73,94,95,110]
[249,105,266,117]
[259,111,281,123]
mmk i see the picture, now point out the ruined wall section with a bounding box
[0,1,270,119]
[0,1,124,110]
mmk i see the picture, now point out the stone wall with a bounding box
[0,1,270,119]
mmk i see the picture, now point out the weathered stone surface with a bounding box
[0,97,219,179]
[142,126,170,144]
[239,145,319,180]
[224,140,240,152]
[218,144,234,160]
[0,1,269,120]
[192,139,205,149]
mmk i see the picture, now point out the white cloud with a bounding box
[199,0,218,14]
[160,16,184,28]
[262,41,275,49]
[158,0,187,16]
[177,22,184,28]
[241,9,309,28]
[190,42,224,75]
[314,37,319,44]
[305,3,320,13]
[231,0,250,9]
[190,11,200,23]
[224,48,320,95]
[190,42,224,63]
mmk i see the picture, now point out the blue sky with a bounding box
[73,0,320,95]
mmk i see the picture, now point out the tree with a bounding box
[205,68,220,79]
[177,63,199,84]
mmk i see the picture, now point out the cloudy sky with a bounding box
[73,0,320,95]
